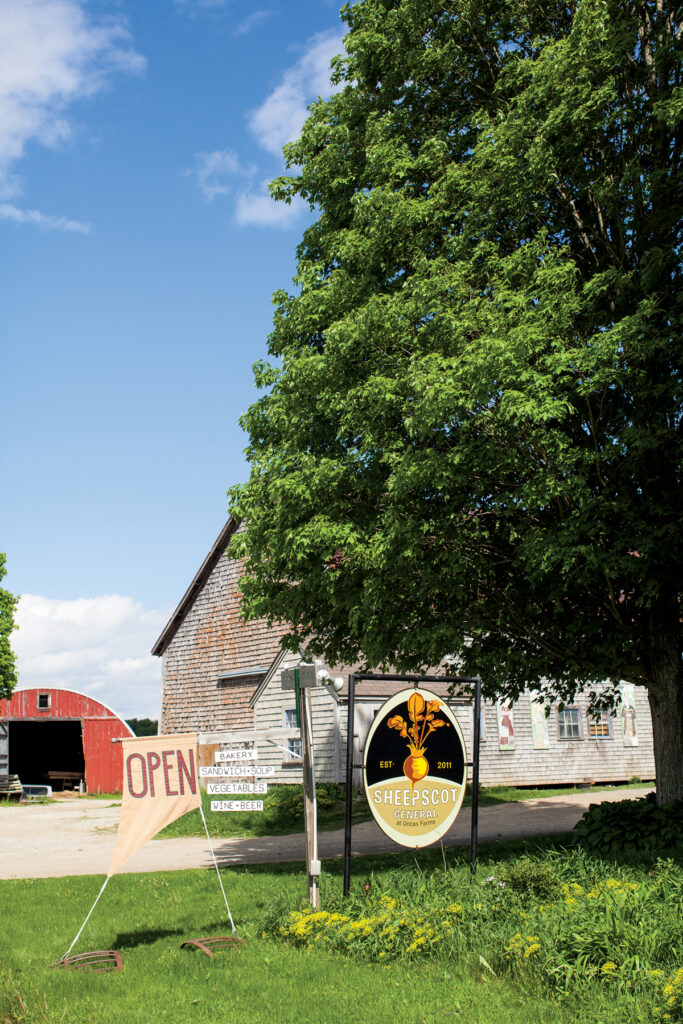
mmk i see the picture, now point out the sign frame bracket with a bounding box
[343,672,482,897]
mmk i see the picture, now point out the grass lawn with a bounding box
[0,843,571,1024]
[154,779,652,840]
[1,836,676,1024]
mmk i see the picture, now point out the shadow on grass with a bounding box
[223,830,676,878]
[216,833,577,881]
[176,924,248,950]
[114,927,184,949]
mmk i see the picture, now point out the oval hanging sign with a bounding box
[363,688,467,848]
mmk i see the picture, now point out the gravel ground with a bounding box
[0,787,652,880]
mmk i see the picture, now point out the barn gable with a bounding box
[153,518,285,735]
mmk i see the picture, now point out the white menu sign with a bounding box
[207,782,268,795]
[211,800,264,812]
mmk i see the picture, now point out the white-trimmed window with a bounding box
[587,710,611,738]
[284,708,298,729]
[557,707,581,740]
[37,693,50,710]
[287,737,302,760]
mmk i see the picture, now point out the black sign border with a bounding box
[362,687,468,849]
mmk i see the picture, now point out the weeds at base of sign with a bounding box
[180,937,247,959]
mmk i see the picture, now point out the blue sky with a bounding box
[1,0,346,716]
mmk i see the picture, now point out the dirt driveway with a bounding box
[0,787,652,880]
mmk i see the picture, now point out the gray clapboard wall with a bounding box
[251,656,342,784]
[336,687,655,789]
[197,672,655,790]
[470,688,654,787]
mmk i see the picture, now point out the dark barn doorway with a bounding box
[9,720,85,790]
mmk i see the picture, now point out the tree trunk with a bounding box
[646,627,683,805]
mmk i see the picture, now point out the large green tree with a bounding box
[229,0,683,802]
[0,554,18,700]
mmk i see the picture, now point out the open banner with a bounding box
[62,731,238,962]
[108,733,201,876]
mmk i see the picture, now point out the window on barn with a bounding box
[557,708,581,740]
[217,669,268,690]
[587,710,611,738]
[287,737,302,760]
[37,693,50,710]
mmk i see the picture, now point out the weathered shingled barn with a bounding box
[153,517,656,789]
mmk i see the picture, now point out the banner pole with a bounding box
[62,875,110,960]
[199,804,237,936]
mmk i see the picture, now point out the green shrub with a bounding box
[262,851,683,1021]
[499,856,561,900]
[572,794,683,857]
[527,865,683,992]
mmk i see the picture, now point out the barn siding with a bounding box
[337,687,655,789]
[469,688,655,787]
[0,688,132,793]
[0,689,117,721]
[197,672,654,790]
[251,656,342,783]
[194,656,343,788]
[159,540,283,735]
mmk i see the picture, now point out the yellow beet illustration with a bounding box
[387,691,449,787]
[403,746,429,788]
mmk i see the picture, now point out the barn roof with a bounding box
[150,517,467,693]
[151,516,241,657]
[0,687,135,731]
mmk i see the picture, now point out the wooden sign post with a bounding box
[299,679,320,909]
[282,665,322,909]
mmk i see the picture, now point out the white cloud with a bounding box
[233,10,274,37]
[249,29,344,157]
[0,0,144,225]
[187,149,254,202]
[173,0,227,9]
[13,594,171,719]
[234,183,307,229]
[223,29,343,229]
[187,29,343,227]
[0,202,90,233]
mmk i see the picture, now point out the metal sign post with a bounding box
[342,673,356,899]
[343,672,482,897]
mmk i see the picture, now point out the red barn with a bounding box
[0,688,134,793]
